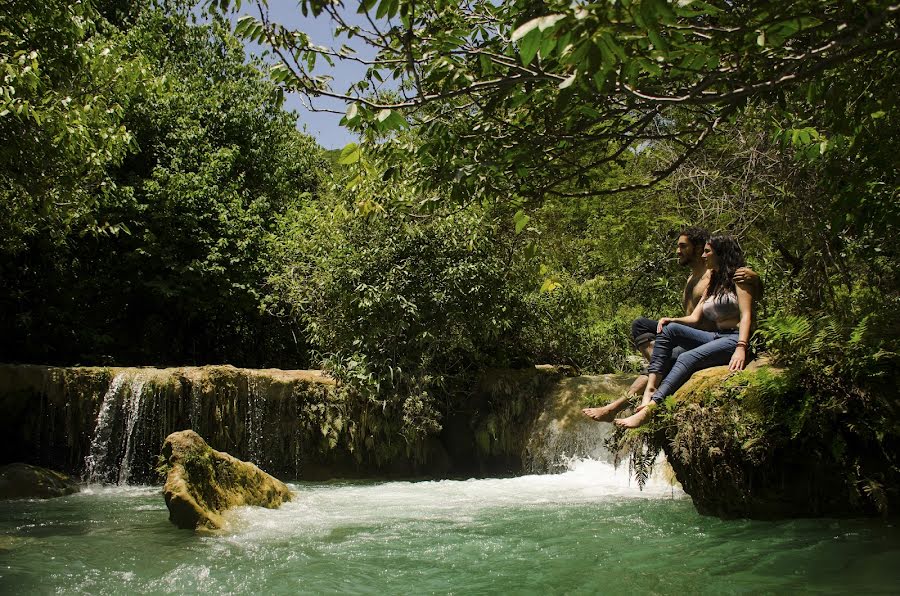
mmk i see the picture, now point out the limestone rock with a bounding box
[652,360,876,518]
[160,430,292,531]
[0,463,80,499]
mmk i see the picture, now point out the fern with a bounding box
[756,313,812,363]
[861,479,889,515]
[606,425,661,490]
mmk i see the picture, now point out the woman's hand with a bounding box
[656,318,673,333]
[729,346,747,371]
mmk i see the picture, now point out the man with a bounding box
[582,227,759,422]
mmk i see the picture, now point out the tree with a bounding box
[213,0,899,207]
[0,3,327,366]
[0,0,152,252]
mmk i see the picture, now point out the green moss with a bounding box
[579,390,626,409]
[607,362,898,518]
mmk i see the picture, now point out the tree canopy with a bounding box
[214,0,898,206]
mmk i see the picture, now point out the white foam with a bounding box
[77,484,160,498]
[227,458,684,540]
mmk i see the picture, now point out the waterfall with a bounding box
[117,377,147,485]
[3,363,655,485]
[84,370,170,485]
[524,411,616,474]
[245,374,265,467]
[189,379,203,430]
[84,373,129,484]
[76,366,319,484]
[521,375,630,474]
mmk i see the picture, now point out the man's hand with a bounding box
[729,346,747,371]
[733,267,757,285]
[734,267,762,300]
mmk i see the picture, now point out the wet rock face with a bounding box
[160,430,292,531]
[523,374,633,473]
[0,463,80,499]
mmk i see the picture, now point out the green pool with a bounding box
[1,460,897,594]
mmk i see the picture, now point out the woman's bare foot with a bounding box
[582,396,628,422]
[614,403,656,428]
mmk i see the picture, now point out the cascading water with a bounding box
[78,367,316,485]
[84,370,170,485]
[8,363,653,487]
[521,376,626,474]
[117,377,147,485]
[189,380,203,430]
[84,373,129,484]
[524,409,616,473]
[245,375,265,467]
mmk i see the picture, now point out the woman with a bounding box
[615,235,754,429]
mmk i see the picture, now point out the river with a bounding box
[1,459,898,594]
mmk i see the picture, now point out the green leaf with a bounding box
[479,54,493,75]
[519,28,542,66]
[338,142,360,164]
[375,0,391,19]
[270,63,291,83]
[381,110,408,130]
[513,209,530,234]
[234,15,255,37]
[540,35,557,58]
[540,278,560,293]
[358,0,378,13]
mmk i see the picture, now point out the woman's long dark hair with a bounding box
[707,235,746,297]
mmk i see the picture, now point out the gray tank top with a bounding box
[702,292,740,323]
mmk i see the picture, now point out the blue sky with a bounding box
[234,3,377,150]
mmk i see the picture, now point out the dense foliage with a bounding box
[1,2,325,365]
[0,0,149,252]
[224,0,898,507]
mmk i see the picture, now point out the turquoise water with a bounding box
[1,460,898,595]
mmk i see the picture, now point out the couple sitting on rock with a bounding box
[583,227,760,428]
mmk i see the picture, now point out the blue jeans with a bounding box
[647,323,739,404]
[631,317,658,350]
[631,316,684,375]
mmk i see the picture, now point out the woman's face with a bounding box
[702,243,718,270]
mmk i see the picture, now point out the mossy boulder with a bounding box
[0,463,80,499]
[649,360,886,518]
[160,430,292,531]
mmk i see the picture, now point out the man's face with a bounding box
[676,235,697,266]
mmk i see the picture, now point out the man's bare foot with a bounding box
[614,403,656,428]
[582,397,628,422]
